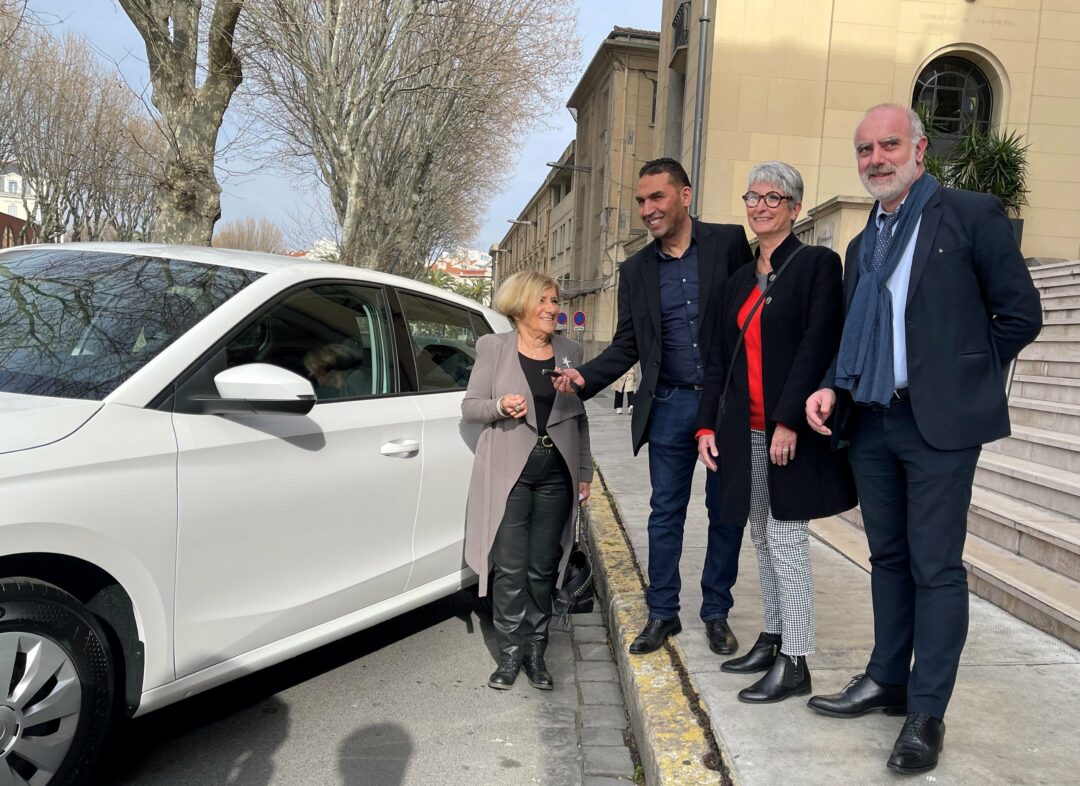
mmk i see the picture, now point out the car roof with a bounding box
[3,241,499,315]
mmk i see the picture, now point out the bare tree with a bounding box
[5,29,162,244]
[116,0,245,245]
[212,216,287,253]
[240,0,578,277]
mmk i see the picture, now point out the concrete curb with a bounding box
[586,473,735,786]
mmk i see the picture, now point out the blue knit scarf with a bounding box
[835,174,940,405]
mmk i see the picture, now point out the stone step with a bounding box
[1034,281,1080,297]
[1009,397,1080,435]
[1034,272,1080,291]
[1018,338,1080,363]
[1035,321,1080,340]
[967,485,1080,583]
[986,423,1080,471]
[1037,293,1080,311]
[975,451,1080,517]
[1028,259,1080,278]
[1014,358,1080,381]
[1041,308,1080,324]
[816,514,1080,649]
[1010,374,1080,405]
[964,534,1080,650]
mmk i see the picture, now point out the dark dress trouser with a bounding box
[848,399,980,719]
[489,443,574,661]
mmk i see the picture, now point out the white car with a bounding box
[0,243,508,785]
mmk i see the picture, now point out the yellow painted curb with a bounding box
[587,483,738,786]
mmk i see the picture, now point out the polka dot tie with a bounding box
[870,209,902,274]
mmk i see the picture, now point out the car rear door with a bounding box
[392,289,495,591]
[170,281,423,678]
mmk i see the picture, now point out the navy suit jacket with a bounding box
[829,185,1042,451]
[577,220,752,455]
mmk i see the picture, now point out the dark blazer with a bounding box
[577,220,752,454]
[695,235,857,523]
[828,185,1042,451]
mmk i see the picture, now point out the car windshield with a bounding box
[0,248,262,400]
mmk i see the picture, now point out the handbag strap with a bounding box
[716,244,807,423]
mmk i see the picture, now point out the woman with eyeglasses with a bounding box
[694,161,856,703]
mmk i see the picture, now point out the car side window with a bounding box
[397,292,479,392]
[229,284,394,402]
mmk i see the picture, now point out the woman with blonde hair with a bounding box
[463,271,592,690]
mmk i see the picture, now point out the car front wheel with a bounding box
[0,578,114,786]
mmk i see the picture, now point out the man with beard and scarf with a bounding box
[804,104,1041,774]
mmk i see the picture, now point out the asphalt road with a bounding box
[94,589,589,786]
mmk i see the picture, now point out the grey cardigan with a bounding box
[461,331,593,594]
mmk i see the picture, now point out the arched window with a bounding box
[912,56,993,156]
[1,226,14,248]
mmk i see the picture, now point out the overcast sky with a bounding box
[36,0,662,252]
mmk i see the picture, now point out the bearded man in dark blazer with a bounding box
[805,104,1042,774]
[553,158,752,655]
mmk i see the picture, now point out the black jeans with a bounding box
[490,442,574,662]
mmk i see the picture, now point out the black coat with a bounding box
[695,235,857,524]
[827,186,1042,450]
[578,220,752,455]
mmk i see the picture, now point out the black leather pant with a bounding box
[490,442,574,663]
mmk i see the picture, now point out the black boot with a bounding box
[721,631,781,673]
[738,653,811,703]
[487,655,521,690]
[522,652,554,690]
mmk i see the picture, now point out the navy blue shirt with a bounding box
[656,230,704,387]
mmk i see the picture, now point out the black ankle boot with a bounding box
[737,653,811,703]
[522,653,554,690]
[487,656,521,690]
[721,631,781,673]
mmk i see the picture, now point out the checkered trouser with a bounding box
[749,429,815,656]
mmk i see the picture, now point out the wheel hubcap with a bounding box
[0,632,82,784]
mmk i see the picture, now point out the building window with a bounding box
[6,180,16,194]
[6,204,17,216]
[912,56,992,157]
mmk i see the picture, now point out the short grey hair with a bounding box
[747,161,804,204]
[860,103,927,146]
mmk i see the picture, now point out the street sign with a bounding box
[573,311,586,327]
[556,312,568,330]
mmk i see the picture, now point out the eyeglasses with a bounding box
[741,191,793,208]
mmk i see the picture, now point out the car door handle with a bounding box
[380,438,420,458]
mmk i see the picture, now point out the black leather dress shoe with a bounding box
[887,713,944,774]
[721,631,781,673]
[628,616,682,654]
[807,673,907,718]
[487,657,521,690]
[705,617,738,655]
[522,655,554,690]
[738,654,811,703]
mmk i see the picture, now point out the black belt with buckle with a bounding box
[537,435,555,448]
[661,383,704,391]
[858,388,910,410]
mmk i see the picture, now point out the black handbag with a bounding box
[553,503,594,626]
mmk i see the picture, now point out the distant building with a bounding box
[499,28,661,357]
[0,163,38,224]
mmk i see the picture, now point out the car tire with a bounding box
[0,578,115,786]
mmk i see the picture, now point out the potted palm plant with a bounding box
[917,106,1030,244]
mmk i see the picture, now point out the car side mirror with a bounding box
[190,363,316,416]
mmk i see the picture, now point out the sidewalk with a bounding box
[584,396,1080,785]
